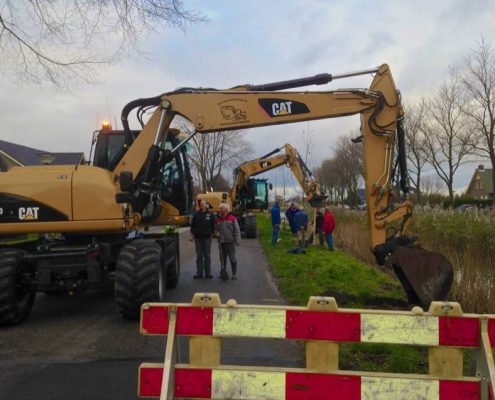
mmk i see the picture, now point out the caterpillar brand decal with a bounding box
[19,207,39,220]
[259,98,310,118]
[260,161,272,168]
[0,194,68,223]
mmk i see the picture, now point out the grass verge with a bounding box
[257,214,430,373]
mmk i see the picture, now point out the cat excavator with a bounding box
[0,63,453,326]
[197,143,327,238]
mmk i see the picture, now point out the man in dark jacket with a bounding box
[285,203,299,234]
[294,208,309,248]
[270,200,281,245]
[315,208,324,246]
[190,200,215,278]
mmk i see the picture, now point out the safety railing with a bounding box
[137,293,495,399]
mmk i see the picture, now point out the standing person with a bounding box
[190,200,216,279]
[315,208,324,246]
[294,208,309,248]
[270,200,281,245]
[322,207,336,251]
[215,203,241,280]
[285,203,299,235]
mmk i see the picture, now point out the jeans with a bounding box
[272,225,279,245]
[194,237,212,276]
[325,233,334,251]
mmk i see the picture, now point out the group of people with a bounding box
[271,201,335,251]
[189,200,241,280]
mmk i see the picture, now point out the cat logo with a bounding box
[271,101,293,116]
[19,207,40,221]
[260,161,272,168]
[258,98,310,118]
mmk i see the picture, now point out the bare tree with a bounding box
[404,99,429,204]
[187,129,254,193]
[302,122,314,167]
[0,0,206,87]
[422,78,473,203]
[334,133,363,206]
[459,37,495,199]
[421,174,444,198]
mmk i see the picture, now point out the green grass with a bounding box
[257,214,405,308]
[257,214,431,374]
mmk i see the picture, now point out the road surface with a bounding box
[0,232,302,399]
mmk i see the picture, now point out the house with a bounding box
[0,140,85,171]
[466,164,493,200]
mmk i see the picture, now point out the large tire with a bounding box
[0,250,36,326]
[114,240,166,319]
[164,240,180,289]
[244,215,257,238]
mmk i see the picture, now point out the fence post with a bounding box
[305,296,339,372]
[189,293,222,367]
[428,301,464,378]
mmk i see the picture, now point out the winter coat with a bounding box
[190,210,216,239]
[270,205,281,226]
[294,210,308,230]
[215,213,241,245]
[322,210,335,235]
[285,206,299,221]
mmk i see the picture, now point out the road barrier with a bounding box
[138,293,495,399]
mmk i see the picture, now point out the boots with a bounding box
[231,262,237,280]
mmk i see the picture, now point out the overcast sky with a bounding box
[2,0,494,193]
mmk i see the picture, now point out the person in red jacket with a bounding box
[322,207,335,251]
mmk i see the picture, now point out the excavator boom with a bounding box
[123,63,452,306]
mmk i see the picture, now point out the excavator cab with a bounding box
[91,126,193,215]
[237,178,270,211]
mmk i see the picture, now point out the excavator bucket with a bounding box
[388,246,453,308]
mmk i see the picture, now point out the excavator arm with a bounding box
[114,63,452,306]
[231,143,326,207]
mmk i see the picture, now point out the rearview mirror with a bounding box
[269,183,273,190]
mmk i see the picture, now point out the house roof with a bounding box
[467,165,493,195]
[479,168,494,194]
[0,140,84,166]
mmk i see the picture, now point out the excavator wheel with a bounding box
[0,249,36,326]
[114,240,166,319]
[388,246,454,308]
[244,215,257,238]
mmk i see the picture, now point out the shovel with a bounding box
[217,237,229,281]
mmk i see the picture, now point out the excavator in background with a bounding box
[0,63,453,327]
[197,143,327,238]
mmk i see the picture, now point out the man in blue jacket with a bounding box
[270,200,281,245]
[294,208,309,248]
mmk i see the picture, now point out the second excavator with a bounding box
[197,143,327,238]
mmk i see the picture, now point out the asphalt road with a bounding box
[0,232,302,399]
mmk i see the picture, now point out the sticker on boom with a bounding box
[259,98,309,118]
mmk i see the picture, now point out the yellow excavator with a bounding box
[197,143,327,238]
[0,63,453,326]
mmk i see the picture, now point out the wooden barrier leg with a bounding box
[428,302,464,379]
[306,341,339,372]
[189,293,222,368]
[480,319,495,400]
[305,296,339,372]
[161,307,177,400]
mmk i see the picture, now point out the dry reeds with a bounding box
[332,208,495,313]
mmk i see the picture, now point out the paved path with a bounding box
[0,232,302,399]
